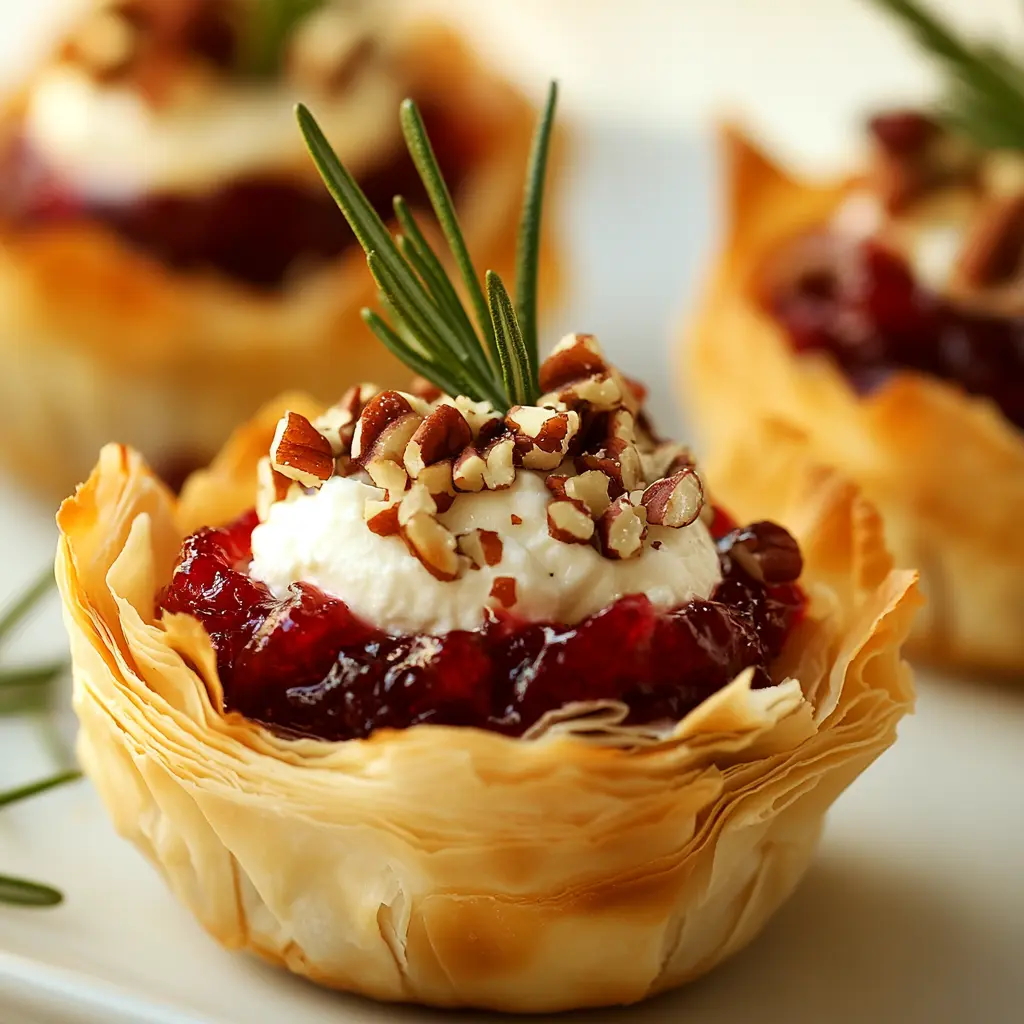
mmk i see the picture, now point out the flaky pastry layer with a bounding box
[56,395,918,1011]
[686,126,1024,676]
[0,24,562,498]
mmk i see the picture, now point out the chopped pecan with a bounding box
[270,411,334,489]
[722,521,803,584]
[365,458,408,499]
[316,383,379,456]
[538,333,608,392]
[404,405,473,477]
[547,498,595,544]
[575,438,644,495]
[597,496,648,560]
[444,395,503,439]
[417,460,456,512]
[544,474,569,500]
[536,334,635,413]
[453,447,486,492]
[506,405,579,470]
[641,470,704,528]
[483,436,517,489]
[641,441,696,482]
[351,390,425,464]
[397,482,437,528]
[364,500,400,537]
[565,471,612,518]
[401,514,462,581]
[489,576,517,609]
[457,528,504,569]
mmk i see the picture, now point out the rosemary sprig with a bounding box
[869,0,1024,150]
[237,0,326,79]
[0,770,81,908]
[297,80,559,412]
[0,569,55,643]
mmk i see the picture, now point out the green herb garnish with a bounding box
[0,573,78,907]
[237,0,327,79]
[296,81,559,411]
[869,0,1024,150]
[0,771,82,908]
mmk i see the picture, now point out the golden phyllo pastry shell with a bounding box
[0,23,562,498]
[56,397,919,1012]
[686,126,1024,676]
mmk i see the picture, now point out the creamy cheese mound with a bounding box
[23,61,403,199]
[249,472,723,635]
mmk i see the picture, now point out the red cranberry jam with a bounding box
[765,235,1024,430]
[157,509,806,741]
[0,104,474,290]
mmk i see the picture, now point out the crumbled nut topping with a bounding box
[263,335,719,579]
[596,495,648,560]
[458,529,504,569]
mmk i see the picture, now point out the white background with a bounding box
[1,1,1023,1022]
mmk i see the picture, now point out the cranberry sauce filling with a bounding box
[157,508,806,742]
[0,104,475,290]
[765,236,1024,430]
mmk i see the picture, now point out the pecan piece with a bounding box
[547,498,595,544]
[351,390,425,463]
[401,514,462,581]
[536,334,633,412]
[641,470,704,528]
[365,457,408,499]
[722,521,803,584]
[597,495,648,560]
[575,438,644,495]
[564,471,611,518]
[404,404,472,477]
[316,383,379,456]
[457,528,504,569]
[506,405,579,470]
[489,576,517,609]
[364,500,400,537]
[417,460,456,513]
[270,411,334,489]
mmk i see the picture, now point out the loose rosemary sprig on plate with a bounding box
[869,0,1024,150]
[0,570,67,717]
[0,770,82,907]
[296,81,559,411]
[237,0,327,78]
[0,572,80,907]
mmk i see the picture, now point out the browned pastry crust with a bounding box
[0,23,563,498]
[56,395,919,1011]
[686,126,1024,676]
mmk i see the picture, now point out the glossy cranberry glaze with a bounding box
[766,236,1024,430]
[157,508,806,741]
[0,105,474,289]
